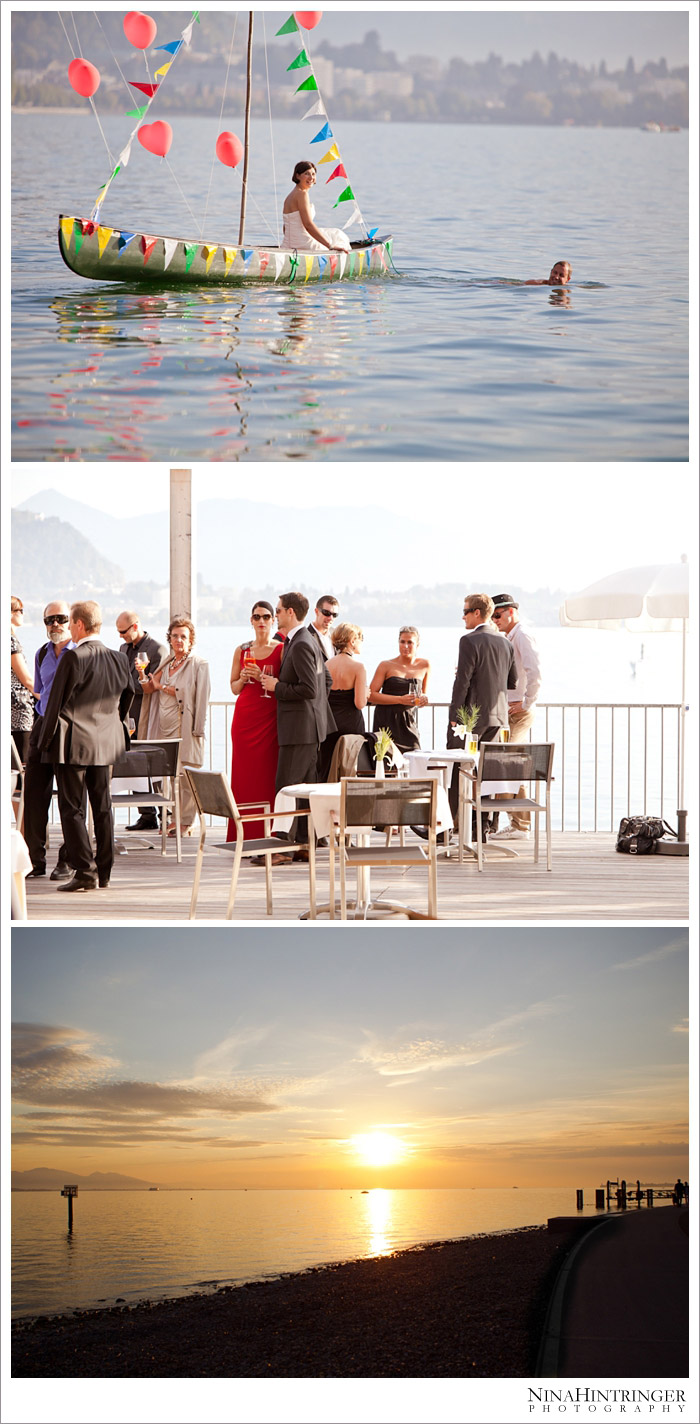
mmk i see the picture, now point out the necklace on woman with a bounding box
[169,653,188,674]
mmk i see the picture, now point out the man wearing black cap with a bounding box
[489,594,542,841]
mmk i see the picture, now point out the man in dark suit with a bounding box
[447,592,517,823]
[307,594,339,662]
[38,600,133,892]
[260,592,335,861]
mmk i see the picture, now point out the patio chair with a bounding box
[330,777,439,920]
[111,739,182,862]
[459,743,554,871]
[11,739,25,830]
[184,769,297,919]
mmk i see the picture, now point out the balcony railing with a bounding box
[207,701,685,833]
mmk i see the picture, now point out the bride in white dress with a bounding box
[282,160,351,254]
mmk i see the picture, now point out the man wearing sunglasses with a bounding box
[488,594,542,841]
[307,595,339,662]
[24,602,75,880]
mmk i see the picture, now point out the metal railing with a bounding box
[207,700,685,833]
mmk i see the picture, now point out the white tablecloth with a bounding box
[275,780,454,838]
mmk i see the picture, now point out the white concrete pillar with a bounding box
[169,468,194,620]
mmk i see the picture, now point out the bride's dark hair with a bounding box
[292,160,317,184]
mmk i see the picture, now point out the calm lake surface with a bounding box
[13,1185,605,1319]
[12,116,688,461]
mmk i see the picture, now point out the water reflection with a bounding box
[362,1188,394,1259]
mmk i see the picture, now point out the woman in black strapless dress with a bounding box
[369,626,430,752]
[320,622,368,779]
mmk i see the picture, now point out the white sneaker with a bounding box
[488,826,530,841]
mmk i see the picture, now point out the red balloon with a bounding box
[216,131,244,169]
[68,58,101,99]
[294,11,323,29]
[124,11,157,49]
[138,121,173,158]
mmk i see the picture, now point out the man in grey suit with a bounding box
[447,592,517,823]
[260,592,335,861]
[38,600,133,892]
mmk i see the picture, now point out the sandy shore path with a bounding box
[12,1224,568,1378]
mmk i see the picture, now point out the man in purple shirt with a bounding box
[24,601,76,879]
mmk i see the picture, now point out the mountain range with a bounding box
[11,1168,159,1191]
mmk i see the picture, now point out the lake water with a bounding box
[12,1185,608,1320]
[11,116,688,461]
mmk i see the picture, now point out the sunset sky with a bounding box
[11,927,688,1190]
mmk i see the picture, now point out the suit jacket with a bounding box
[307,623,331,662]
[38,639,133,766]
[275,628,335,747]
[449,625,517,736]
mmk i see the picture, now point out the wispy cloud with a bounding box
[608,937,687,973]
[672,1018,689,1034]
[358,999,561,1079]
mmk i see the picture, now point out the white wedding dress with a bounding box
[282,206,351,254]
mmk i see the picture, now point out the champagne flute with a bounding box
[261,664,274,698]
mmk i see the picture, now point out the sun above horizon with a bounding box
[351,1132,406,1168]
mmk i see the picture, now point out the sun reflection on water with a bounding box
[363,1188,395,1259]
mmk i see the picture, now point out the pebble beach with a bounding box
[12,1223,567,1378]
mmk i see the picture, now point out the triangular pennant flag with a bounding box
[273,253,285,281]
[311,122,332,144]
[385,239,393,259]
[288,253,299,282]
[338,252,347,279]
[118,143,133,168]
[295,75,318,94]
[141,235,158,263]
[163,238,178,270]
[343,204,362,229]
[319,145,340,165]
[329,253,338,277]
[287,49,310,71]
[155,40,183,55]
[129,82,159,96]
[303,254,314,282]
[301,99,325,119]
[333,185,355,207]
[259,252,270,274]
[275,14,299,36]
[356,250,364,274]
[117,231,136,253]
[60,218,75,248]
[317,255,328,275]
[348,251,356,277]
[97,226,113,258]
[154,63,172,78]
[241,249,253,265]
[326,164,347,183]
[184,242,198,272]
[126,104,149,118]
[223,246,237,274]
[81,221,96,237]
[74,228,85,255]
[202,244,218,273]
[181,20,196,46]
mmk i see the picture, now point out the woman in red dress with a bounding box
[226,601,284,841]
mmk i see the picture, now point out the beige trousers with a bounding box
[496,705,536,830]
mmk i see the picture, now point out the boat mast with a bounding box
[238,11,253,246]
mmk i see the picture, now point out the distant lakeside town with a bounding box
[12,16,688,129]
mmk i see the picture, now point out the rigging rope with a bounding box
[58,12,114,168]
[164,159,201,230]
[261,11,280,247]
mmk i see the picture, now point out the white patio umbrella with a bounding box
[559,558,690,807]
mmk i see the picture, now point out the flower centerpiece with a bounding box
[456,704,479,756]
[373,727,395,780]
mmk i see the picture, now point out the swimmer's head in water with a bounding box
[549,261,572,284]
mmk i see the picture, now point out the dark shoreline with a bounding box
[12,1224,570,1378]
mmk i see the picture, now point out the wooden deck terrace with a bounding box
[19,826,689,923]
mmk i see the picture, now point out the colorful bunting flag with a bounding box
[181,18,198,46]
[348,252,356,277]
[338,253,347,279]
[311,122,332,144]
[356,251,364,274]
[223,246,237,274]
[301,99,325,119]
[60,217,74,248]
[129,82,160,96]
[259,253,270,274]
[317,255,328,275]
[326,164,346,183]
[288,49,310,71]
[333,185,355,207]
[329,253,338,277]
[273,253,285,282]
[303,254,314,282]
[295,75,318,94]
[155,40,183,55]
[117,232,136,253]
[141,235,158,263]
[319,145,340,165]
[97,226,113,258]
[163,238,178,270]
[366,227,379,241]
[117,145,133,168]
[343,205,363,230]
[275,14,299,36]
[184,242,198,272]
[81,221,96,237]
[385,239,393,258]
[74,228,85,255]
[126,104,149,118]
[241,250,253,265]
[288,253,299,282]
[154,63,172,78]
[202,244,218,273]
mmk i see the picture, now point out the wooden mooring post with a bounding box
[61,1183,78,1230]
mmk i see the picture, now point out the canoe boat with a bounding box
[57,214,395,286]
[57,10,395,288]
